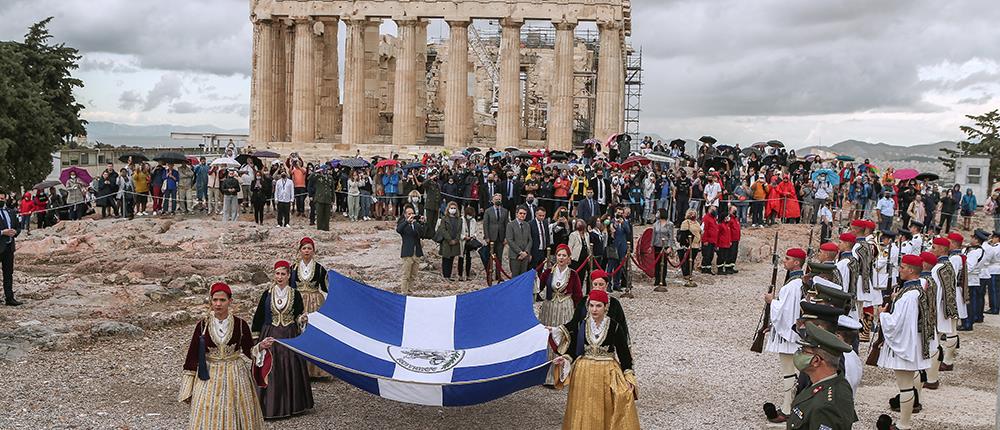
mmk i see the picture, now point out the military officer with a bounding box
[763,248,808,422]
[313,166,335,231]
[786,322,858,430]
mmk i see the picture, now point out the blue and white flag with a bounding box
[278,270,551,406]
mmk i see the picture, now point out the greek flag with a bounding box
[278,270,551,406]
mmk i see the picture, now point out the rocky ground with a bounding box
[0,212,996,429]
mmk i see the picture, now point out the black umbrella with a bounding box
[915,172,940,182]
[403,162,424,170]
[761,155,780,166]
[703,156,734,171]
[236,154,263,170]
[504,147,519,152]
[742,147,763,158]
[153,152,189,164]
[716,144,735,152]
[510,150,531,159]
[33,180,61,190]
[549,152,570,161]
[118,152,148,163]
[465,147,481,153]
[698,136,717,145]
[788,160,808,173]
[766,140,785,148]
[670,139,686,148]
[340,158,370,168]
[251,150,281,158]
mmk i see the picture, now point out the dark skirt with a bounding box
[258,323,313,419]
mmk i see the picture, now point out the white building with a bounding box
[953,156,992,205]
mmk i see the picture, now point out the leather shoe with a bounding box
[939,362,954,371]
[923,381,939,390]
[5,299,22,306]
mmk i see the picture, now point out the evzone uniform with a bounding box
[854,235,880,341]
[932,253,964,372]
[878,271,936,430]
[835,250,859,319]
[765,262,804,417]
[962,241,985,330]
[875,238,900,302]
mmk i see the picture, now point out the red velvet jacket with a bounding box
[702,213,718,245]
[539,267,583,306]
[717,222,732,249]
[728,217,742,242]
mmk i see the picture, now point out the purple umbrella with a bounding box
[60,167,92,185]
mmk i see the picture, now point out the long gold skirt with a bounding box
[187,358,264,430]
[299,289,329,379]
[561,358,640,430]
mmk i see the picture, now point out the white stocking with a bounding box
[779,353,797,415]
[894,370,915,429]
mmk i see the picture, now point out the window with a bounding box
[98,155,106,165]
[80,153,89,165]
[967,167,981,185]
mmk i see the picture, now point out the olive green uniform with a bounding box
[786,374,857,430]
[314,172,335,231]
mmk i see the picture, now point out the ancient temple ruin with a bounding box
[248,0,639,155]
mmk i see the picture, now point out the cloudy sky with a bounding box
[1,0,998,148]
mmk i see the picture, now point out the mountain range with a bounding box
[798,139,957,162]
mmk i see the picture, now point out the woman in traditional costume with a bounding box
[550,289,640,430]
[252,260,313,419]
[290,237,328,378]
[179,282,272,430]
[538,244,583,327]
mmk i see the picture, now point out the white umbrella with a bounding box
[646,153,676,164]
[210,157,240,167]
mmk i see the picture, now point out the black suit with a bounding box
[480,180,499,210]
[502,179,521,217]
[590,177,610,216]
[396,218,424,258]
[529,219,551,270]
[577,198,597,222]
[1,207,20,303]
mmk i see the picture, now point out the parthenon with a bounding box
[248,0,635,155]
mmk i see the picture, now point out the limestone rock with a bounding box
[90,321,144,338]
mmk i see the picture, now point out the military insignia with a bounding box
[387,346,465,373]
[819,425,832,430]
[812,385,823,394]
[792,407,803,419]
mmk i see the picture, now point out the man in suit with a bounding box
[506,206,532,276]
[590,172,610,217]
[480,173,499,212]
[529,207,551,270]
[523,194,539,220]
[1,190,22,306]
[482,193,509,284]
[396,205,424,294]
[577,189,598,222]
[502,172,521,219]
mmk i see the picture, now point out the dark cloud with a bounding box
[168,101,201,114]
[79,57,139,73]
[118,90,143,110]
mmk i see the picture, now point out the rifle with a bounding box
[806,227,815,258]
[750,231,780,353]
[866,293,892,366]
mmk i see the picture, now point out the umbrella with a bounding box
[698,136,717,145]
[751,141,768,148]
[803,154,820,162]
[187,156,201,165]
[716,144,735,152]
[893,168,919,181]
[402,162,424,170]
[490,152,505,158]
[835,155,855,162]
[582,138,601,146]
[375,159,399,168]
[504,147,519,152]
[118,153,148,163]
[669,139,687,149]
[251,150,281,158]
[703,156,734,171]
[546,163,572,170]
[33,180,61,190]
[915,172,940,182]
[60,167,92,185]
[646,152,675,163]
[153,152,189,164]
[812,169,840,186]
[528,150,545,158]
[510,150,531,159]
[761,155,780,166]
[465,147,481,153]
[621,155,651,169]
[327,159,341,168]
[340,158,370,168]
[788,160,808,173]
[766,140,784,148]
[211,157,241,167]
[742,147,763,158]
[450,154,467,160]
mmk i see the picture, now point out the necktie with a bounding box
[495,207,500,220]
[538,222,544,250]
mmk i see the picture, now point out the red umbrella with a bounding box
[893,168,918,180]
[528,150,545,158]
[620,155,651,169]
[375,159,399,168]
[60,167,92,185]
[187,156,200,165]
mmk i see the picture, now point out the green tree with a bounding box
[0,17,86,191]
[940,109,1000,183]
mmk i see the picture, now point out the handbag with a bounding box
[466,238,483,251]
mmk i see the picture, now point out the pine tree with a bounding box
[940,109,1000,183]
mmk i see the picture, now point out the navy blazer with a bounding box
[528,219,550,252]
[397,218,424,258]
[0,208,20,252]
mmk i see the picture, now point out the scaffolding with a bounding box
[624,46,642,141]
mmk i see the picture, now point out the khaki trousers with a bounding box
[401,256,419,294]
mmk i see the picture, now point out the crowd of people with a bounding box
[3,135,998,429]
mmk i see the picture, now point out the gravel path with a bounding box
[0,220,996,429]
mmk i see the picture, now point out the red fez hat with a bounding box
[932,237,950,247]
[555,244,571,256]
[588,289,609,304]
[591,269,609,281]
[299,237,315,248]
[274,260,291,270]
[947,232,964,243]
[920,251,938,266]
[850,219,866,228]
[786,248,807,260]
[839,233,857,243]
[210,282,232,297]
[820,242,839,252]
[863,220,876,230]
[901,254,923,268]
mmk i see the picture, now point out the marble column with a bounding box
[414,20,428,141]
[283,20,295,142]
[548,20,576,151]
[392,18,418,146]
[595,20,623,142]
[249,19,265,144]
[363,20,381,141]
[317,17,340,140]
[497,18,523,148]
[342,17,367,147]
[269,21,287,143]
[291,17,316,144]
[443,19,471,149]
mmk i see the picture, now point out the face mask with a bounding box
[792,351,814,371]
[494,200,502,206]
[0,201,5,209]
[526,198,534,204]
[449,208,457,215]
[411,197,420,203]
[603,219,611,226]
